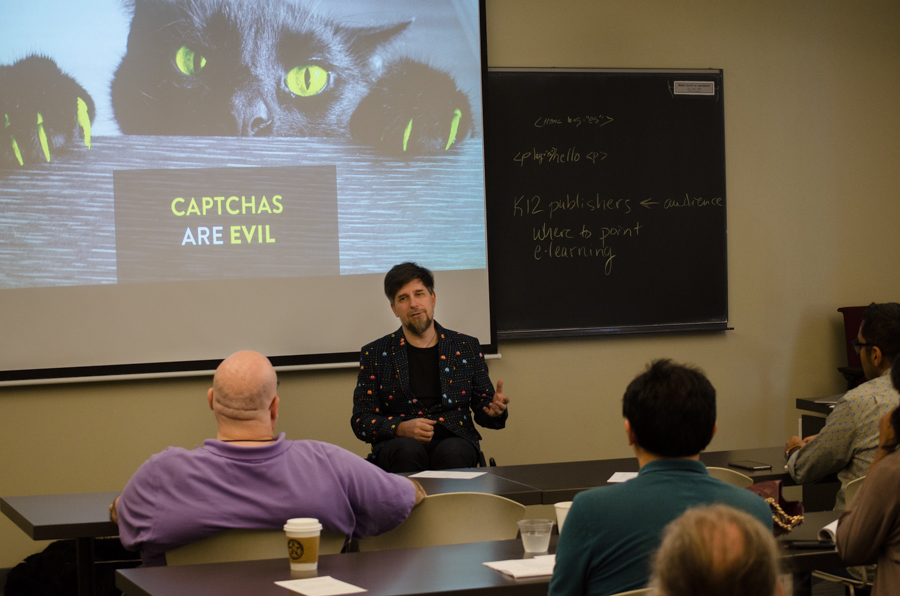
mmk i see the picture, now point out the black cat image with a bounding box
[0,0,473,167]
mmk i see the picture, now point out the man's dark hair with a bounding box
[622,359,716,457]
[384,262,435,305]
[860,302,900,363]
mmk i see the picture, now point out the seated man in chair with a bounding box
[110,350,425,566]
[549,360,772,596]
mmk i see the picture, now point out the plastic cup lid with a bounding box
[284,518,323,532]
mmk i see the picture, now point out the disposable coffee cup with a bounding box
[517,518,554,553]
[554,501,573,533]
[284,518,323,571]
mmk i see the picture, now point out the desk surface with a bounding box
[117,538,553,596]
[0,491,119,540]
[778,510,842,573]
[487,446,791,504]
[117,513,844,596]
[796,398,837,416]
[1,447,792,541]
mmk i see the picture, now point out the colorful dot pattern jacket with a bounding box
[351,322,506,454]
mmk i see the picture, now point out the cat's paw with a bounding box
[0,56,95,168]
[350,59,471,156]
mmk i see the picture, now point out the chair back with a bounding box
[165,528,346,566]
[357,492,526,552]
[844,475,865,504]
[706,466,754,488]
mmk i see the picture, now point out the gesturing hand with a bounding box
[396,418,437,443]
[484,379,509,418]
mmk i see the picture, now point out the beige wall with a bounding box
[2,0,899,568]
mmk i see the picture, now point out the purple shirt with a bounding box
[117,434,415,566]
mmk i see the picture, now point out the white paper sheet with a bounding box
[818,519,839,542]
[275,576,367,596]
[484,554,556,578]
[409,470,486,479]
[607,472,638,483]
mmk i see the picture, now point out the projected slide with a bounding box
[0,0,486,288]
[0,0,491,381]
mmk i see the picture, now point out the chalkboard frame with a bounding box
[484,67,730,340]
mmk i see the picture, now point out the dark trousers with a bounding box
[373,435,479,473]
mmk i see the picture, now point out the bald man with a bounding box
[650,505,784,596]
[111,350,424,566]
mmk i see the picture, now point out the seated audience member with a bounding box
[784,302,900,509]
[650,504,784,596]
[548,360,772,596]
[835,363,900,596]
[110,350,425,566]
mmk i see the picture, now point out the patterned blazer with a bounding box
[351,322,506,453]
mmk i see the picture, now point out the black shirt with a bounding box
[406,343,441,413]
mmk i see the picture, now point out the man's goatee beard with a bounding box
[406,315,432,337]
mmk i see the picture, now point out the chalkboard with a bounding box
[485,68,728,339]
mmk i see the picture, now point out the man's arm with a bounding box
[463,340,508,429]
[330,445,422,537]
[409,478,427,506]
[836,449,900,565]
[351,345,403,443]
[787,399,859,483]
[109,494,120,524]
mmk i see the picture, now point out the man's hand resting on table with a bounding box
[109,495,120,525]
[784,434,816,459]
[396,418,437,443]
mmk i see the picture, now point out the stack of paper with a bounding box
[484,555,556,578]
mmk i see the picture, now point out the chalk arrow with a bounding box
[640,198,659,209]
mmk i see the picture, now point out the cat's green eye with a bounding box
[286,65,328,97]
[175,46,207,76]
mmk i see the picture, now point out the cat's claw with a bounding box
[0,56,95,168]
[77,97,93,150]
[445,109,462,151]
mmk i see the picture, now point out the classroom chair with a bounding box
[357,492,526,552]
[705,466,754,488]
[165,528,347,566]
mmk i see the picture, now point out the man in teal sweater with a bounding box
[549,360,772,596]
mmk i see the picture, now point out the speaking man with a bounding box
[351,262,508,472]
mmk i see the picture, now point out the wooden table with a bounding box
[778,510,843,596]
[116,512,845,596]
[486,446,792,504]
[1,446,799,595]
[1,492,121,596]
[117,538,553,596]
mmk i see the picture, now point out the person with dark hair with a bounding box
[785,302,900,509]
[549,360,771,596]
[351,262,509,473]
[650,504,785,596]
[834,366,900,596]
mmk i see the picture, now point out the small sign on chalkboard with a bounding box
[673,81,716,95]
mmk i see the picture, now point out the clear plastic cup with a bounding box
[517,518,554,553]
[554,501,573,534]
[284,518,323,571]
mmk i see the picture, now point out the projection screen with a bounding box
[0,0,493,384]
